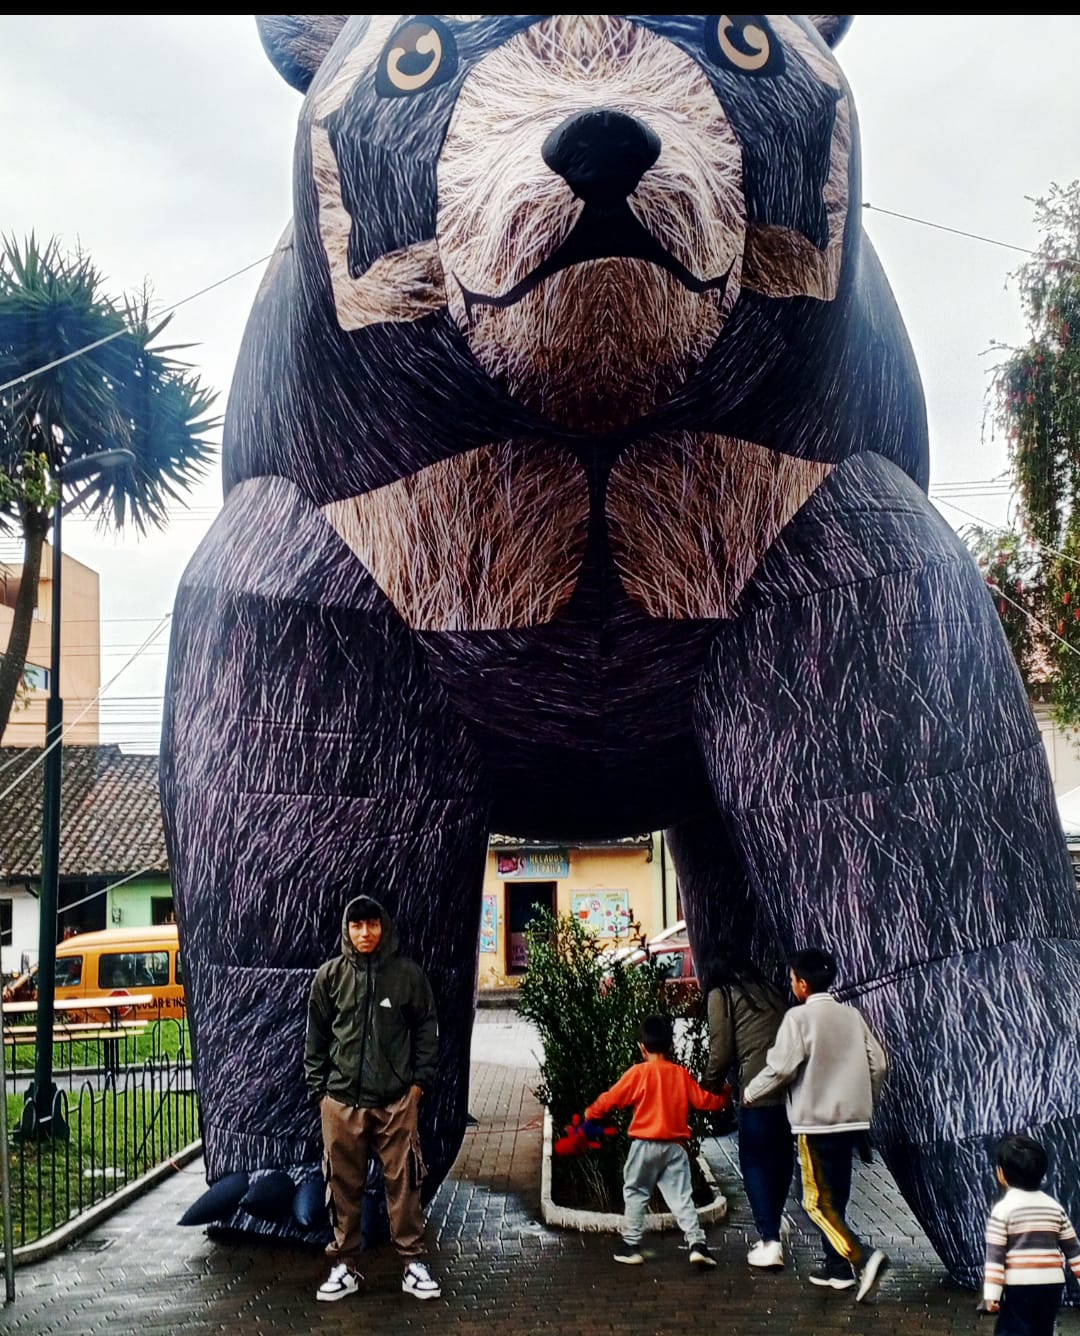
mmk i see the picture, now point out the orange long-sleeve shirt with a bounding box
[586,1057,728,1141]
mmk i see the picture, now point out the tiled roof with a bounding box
[489,833,653,850]
[0,745,167,879]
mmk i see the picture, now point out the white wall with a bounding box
[1,885,40,976]
[1034,706,1080,798]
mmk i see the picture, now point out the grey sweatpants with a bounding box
[622,1138,705,1248]
[320,1090,427,1262]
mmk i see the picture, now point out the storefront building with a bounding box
[478,832,680,990]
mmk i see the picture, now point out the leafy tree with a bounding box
[517,910,711,1212]
[961,524,1051,703]
[0,234,217,738]
[966,180,1080,729]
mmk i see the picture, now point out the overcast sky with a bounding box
[2,14,1078,752]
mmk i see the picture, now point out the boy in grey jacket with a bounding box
[305,895,440,1304]
[743,946,889,1303]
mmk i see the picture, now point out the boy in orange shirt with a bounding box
[586,1014,730,1267]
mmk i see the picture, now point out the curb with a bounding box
[10,1139,204,1266]
[539,1111,727,1233]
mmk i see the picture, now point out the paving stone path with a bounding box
[2,1013,1078,1335]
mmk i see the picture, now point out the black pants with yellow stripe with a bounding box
[797,1132,866,1275]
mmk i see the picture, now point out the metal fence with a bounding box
[1,1008,200,1253]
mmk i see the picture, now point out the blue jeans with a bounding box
[738,1104,794,1242]
[622,1139,704,1248]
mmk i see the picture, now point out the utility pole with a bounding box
[21,449,134,1140]
[22,495,65,1139]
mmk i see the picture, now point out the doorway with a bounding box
[506,881,556,976]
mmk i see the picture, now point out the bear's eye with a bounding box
[705,15,785,77]
[376,16,458,98]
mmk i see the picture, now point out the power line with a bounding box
[0,613,171,792]
[861,202,1038,257]
[0,243,291,397]
[2,203,1075,403]
[931,496,1080,570]
[989,583,1080,660]
[58,864,162,917]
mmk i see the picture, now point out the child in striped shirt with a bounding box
[982,1134,1080,1334]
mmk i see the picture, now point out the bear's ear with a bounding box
[807,15,853,48]
[256,15,350,94]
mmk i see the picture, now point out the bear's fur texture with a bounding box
[161,15,1080,1292]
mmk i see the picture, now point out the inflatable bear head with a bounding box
[235,15,926,502]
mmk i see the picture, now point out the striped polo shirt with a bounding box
[983,1186,1080,1301]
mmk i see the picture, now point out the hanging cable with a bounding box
[0,613,171,792]
[57,864,162,918]
[862,202,1080,268]
[0,243,291,396]
[930,497,1080,571]
[987,583,1080,659]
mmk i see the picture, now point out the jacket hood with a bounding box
[340,896,399,962]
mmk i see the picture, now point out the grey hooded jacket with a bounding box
[304,896,438,1107]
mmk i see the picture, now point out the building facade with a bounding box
[477,833,680,990]
[0,541,101,747]
[0,744,169,977]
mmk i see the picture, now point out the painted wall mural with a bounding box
[160,14,1080,1292]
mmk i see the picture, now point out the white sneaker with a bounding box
[747,1239,784,1269]
[402,1259,442,1300]
[316,1262,361,1302]
[855,1249,890,1303]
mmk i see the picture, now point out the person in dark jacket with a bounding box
[701,940,793,1271]
[305,894,440,1304]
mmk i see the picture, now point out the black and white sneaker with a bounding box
[316,1262,361,1302]
[689,1243,718,1268]
[808,1267,856,1291]
[613,1241,644,1265]
[856,1249,890,1303]
[402,1259,442,1300]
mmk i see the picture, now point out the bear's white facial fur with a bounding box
[306,15,851,432]
[436,15,744,432]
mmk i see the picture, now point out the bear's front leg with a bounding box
[161,476,491,1235]
[694,454,1080,1290]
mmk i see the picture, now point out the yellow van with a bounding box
[29,925,185,1020]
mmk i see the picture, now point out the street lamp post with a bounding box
[22,449,135,1140]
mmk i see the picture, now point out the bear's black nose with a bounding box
[542,109,661,207]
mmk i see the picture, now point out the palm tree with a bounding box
[0,233,217,738]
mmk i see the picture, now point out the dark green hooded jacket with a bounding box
[305,897,438,1106]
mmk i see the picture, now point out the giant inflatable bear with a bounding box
[161,14,1080,1290]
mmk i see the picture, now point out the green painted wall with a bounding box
[107,877,175,928]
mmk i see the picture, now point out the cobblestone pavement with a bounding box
[2,1013,1078,1336]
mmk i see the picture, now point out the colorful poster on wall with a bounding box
[480,895,498,954]
[572,890,632,937]
[496,850,570,879]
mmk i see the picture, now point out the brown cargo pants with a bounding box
[320,1090,427,1262]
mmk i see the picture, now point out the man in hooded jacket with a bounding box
[305,894,440,1302]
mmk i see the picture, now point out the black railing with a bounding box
[2,1008,200,1250]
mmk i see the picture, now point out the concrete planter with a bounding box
[539,1111,727,1232]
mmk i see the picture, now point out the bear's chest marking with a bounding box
[322,435,832,630]
[606,435,834,620]
[323,442,590,632]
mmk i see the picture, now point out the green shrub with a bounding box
[517,910,711,1212]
